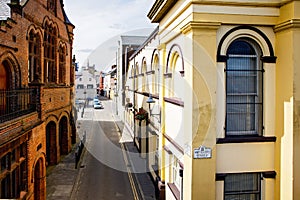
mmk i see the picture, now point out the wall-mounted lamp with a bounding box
[146,94,161,123]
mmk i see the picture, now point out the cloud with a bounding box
[109,23,126,30]
[78,48,94,53]
[64,0,156,68]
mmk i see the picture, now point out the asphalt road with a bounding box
[71,100,138,200]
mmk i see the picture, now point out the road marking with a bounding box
[113,120,139,200]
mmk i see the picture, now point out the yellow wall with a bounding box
[190,23,218,200]
[147,0,300,199]
[274,2,298,198]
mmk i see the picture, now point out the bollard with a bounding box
[75,149,79,169]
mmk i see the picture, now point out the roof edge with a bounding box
[147,0,178,23]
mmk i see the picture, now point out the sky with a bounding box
[63,0,157,71]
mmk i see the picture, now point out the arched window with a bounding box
[44,24,57,83]
[165,44,184,98]
[225,38,263,136]
[171,52,183,99]
[58,44,66,84]
[152,55,159,95]
[0,60,11,90]
[135,62,139,91]
[28,30,41,83]
[141,59,147,92]
[131,65,135,89]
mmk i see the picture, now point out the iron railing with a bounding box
[0,88,39,123]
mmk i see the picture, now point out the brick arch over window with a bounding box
[217,25,276,63]
[32,155,46,200]
[42,16,59,36]
[0,51,21,89]
[26,24,43,40]
[166,44,184,77]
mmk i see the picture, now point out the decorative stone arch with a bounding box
[42,16,60,37]
[165,44,185,98]
[32,154,46,200]
[58,40,68,55]
[141,57,147,73]
[150,48,159,72]
[26,24,43,41]
[0,51,21,89]
[165,44,185,77]
[217,25,276,63]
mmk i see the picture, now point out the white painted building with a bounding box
[75,66,97,101]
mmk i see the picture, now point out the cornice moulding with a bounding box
[181,21,221,34]
[191,0,282,7]
[274,19,300,32]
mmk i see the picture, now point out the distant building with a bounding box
[0,0,75,199]
[115,35,149,120]
[75,64,98,101]
[102,65,117,100]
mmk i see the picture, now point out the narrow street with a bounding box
[71,99,138,200]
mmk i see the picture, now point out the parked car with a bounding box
[93,98,100,104]
[93,101,104,109]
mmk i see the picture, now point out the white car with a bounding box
[93,98,100,104]
[93,101,103,109]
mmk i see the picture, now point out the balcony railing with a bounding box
[0,88,39,123]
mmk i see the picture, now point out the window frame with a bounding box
[58,44,66,84]
[225,38,264,137]
[28,30,41,83]
[44,24,57,83]
[224,173,261,200]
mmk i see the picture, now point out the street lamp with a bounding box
[146,94,161,123]
[146,94,155,104]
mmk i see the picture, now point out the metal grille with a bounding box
[0,88,39,123]
[225,40,263,136]
[224,173,261,200]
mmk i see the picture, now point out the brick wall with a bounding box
[0,0,75,199]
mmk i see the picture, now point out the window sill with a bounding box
[167,183,180,200]
[217,136,276,144]
[164,97,184,107]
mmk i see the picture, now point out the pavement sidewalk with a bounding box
[46,108,88,200]
[46,143,79,200]
[113,115,157,200]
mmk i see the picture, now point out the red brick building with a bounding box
[0,0,75,199]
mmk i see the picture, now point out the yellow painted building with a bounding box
[124,0,300,199]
